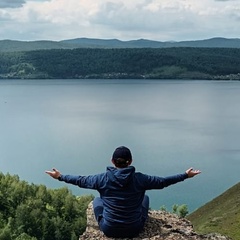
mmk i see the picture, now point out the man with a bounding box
[46,146,201,238]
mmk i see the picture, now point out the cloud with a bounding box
[0,0,49,9]
[0,0,26,8]
[0,0,240,41]
[88,1,204,39]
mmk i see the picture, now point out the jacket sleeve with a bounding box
[58,174,102,189]
[137,173,188,190]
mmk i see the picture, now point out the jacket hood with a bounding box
[106,166,135,187]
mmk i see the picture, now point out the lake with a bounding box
[0,79,240,212]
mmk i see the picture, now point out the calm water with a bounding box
[0,79,240,212]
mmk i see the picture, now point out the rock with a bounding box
[79,202,232,240]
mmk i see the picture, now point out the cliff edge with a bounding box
[79,202,232,240]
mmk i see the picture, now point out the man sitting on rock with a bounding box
[46,146,201,238]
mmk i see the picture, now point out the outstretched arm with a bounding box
[45,168,100,189]
[45,168,61,179]
[185,167,201,178]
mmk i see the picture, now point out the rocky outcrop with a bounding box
[79,202,232,240]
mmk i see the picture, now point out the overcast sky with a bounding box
[0,0,239,41]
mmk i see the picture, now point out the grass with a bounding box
[187,182,240,240]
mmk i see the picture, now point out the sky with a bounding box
[0,0,240,42]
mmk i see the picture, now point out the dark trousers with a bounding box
[93,195,149,238]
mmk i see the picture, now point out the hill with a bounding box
[1,47,240,80]
[0,39,78,52]
[0,48,240,80]
[61,37,240,49]
[0,172,93,240]
[1,37,240,52]
[187,182,240,240]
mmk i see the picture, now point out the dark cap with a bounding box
[112,146,132,161]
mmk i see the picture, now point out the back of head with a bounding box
[112,146,132,168]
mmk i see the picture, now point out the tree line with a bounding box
[0,47,240,80]
[0,172,93,240]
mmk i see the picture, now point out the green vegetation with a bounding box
[0,172,94,240]
[187,182,240,240]
[172,204,189,218]
[0,47,240,80]
[160,204,189,218]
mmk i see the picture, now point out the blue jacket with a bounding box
[59,166,188,226]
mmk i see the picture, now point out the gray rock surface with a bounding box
[79,202,232,240]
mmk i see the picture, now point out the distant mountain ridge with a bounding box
[1,37,240,52]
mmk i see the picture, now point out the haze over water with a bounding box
[1,79,240,212]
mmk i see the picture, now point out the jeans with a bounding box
[93,195,149,238]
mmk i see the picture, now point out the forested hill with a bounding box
[1,47,240,80]
[1,37,240,52]
[0,172,94,240]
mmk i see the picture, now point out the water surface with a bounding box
[0,79,240,212]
